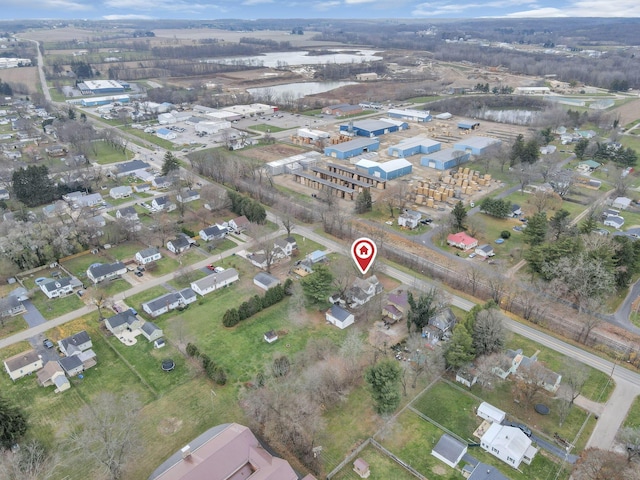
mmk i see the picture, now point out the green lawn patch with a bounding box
[87,140,128,165]
[29,291,85,320]
[249,123,288,133]
[623,395,640,428]
[99,278,132,296]
[331,444,420,480]
[103,242,147,261]
[167,270,208,290]
[0,315,28,339]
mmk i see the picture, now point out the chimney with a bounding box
[181,445,192,459]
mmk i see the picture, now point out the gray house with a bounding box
[87,261,127,284]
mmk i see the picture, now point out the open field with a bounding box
[0,66,39,92]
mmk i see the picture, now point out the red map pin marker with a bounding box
[351,237,377,275]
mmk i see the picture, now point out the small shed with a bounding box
[353,458,370,478]
[477,401,506,424]
[153,338,166,349]
[431,434,467,468]
[264,330,278,344]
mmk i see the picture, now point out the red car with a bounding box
[206,264,216,271]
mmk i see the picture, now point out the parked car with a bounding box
[43,339,54,349]
[76,289,84,297]
[514,423,532,437]
[207,264,216,271]
[135,271,143,277]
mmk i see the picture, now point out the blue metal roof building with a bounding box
[355,158,413,181]
[324,137,380,160]
[388,136,441,158]
[339,118,408,137]
[421,148,471,170]
[453,136,501,155]
[457,120,480,130]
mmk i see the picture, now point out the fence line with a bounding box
[325,438,371,480]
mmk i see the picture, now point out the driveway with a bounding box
[22,300,47,328]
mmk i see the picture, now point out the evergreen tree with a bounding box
[11,165,56,207]
[0,394,28,449]
[301,264,333,307]
[510,134,525,166]
[522,212,548,246]
[444,324,474,369]
[365,359,402,415]
[407,289,440,333]
[451,201,467,231]
[355,189,372,214]
[161,151,180,176]
[574,138,589,161]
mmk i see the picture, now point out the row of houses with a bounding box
[3,330,97,393]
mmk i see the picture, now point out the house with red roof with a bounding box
[447,232,478,251]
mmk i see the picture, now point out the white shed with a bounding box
[477,401,506,424]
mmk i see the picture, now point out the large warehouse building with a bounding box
[421,149,471,170]
[339,118,408,137]
[387,108,432,122]
[355,158,413,180]
[324,137,380,160]
[78,80,127,95]
[453,136,502,155]
[388,136,441,158]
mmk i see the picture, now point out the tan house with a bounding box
[37,361,71,393]
[4,349,43,381]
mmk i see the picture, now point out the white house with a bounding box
[135,247,162,264]
[228,215,250,233]
[326,305,355,329]
[109,185,133,199]
[273,236,297,257]
[199,225,228,242]
[264,330,278,343]
[105,310,142,336]
[480,423,537,469]
[431,434,467,469]
[151,195,175,211]
[475,244,495,258]
[613,196,632,210]
[604,215,624,229]
[177,189,200,203]
[58,331,93,357]
[152,177,172,189]
[142,288,196,318]
[87,262,127,284]
[74,192,102,208]
[4,349,43,381]
[191,268,239,296]
[346,275,383,308]
[39,277,74,299]
[116,206,139,221]
[398,210,421,229]
[167,234,192,254]
[477,402,506,424]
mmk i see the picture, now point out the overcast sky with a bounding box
[3,0,640,21]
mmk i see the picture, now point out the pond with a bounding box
[247,81,357,101]
[203,49,382,68]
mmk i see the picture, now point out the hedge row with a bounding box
[222,278,292,327]
[185,343,227,385]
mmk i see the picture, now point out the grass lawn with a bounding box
[331,444,420,480]
[148,256,183,277]
[624,395,640,428]
[87,140,128,165]
[0,315,28,339]
[167,269,208,290]
[126,286,172,314]
[102,242,147,262]
[249,123,288,133]
[29,291,85,320]
[98,278,132,296]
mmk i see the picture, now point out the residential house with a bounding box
[308,250,327,263]
[426,307,457,339]
[115,160,151,178]
[167,234,193,254]
[142,288,197,318]
[0,292,27,318]
[466,463,510,480]
[431,434,467,468]
[74,193,102,209]
[492,348,562,393]
[4,349,43,381]
[492,349,525,380]
[0,188,9,200]
[191,268,240,296]
[398,210,421,229]
[447,232,478,251]
[382,289,409,324]
[326,305,355,329]
[477,402,506,424]
[510,204,523,217]
[177,189,200,203]
[135,247,161,264]
[152,195,175,212]
[58,355,84,377]
[613,196,632,210]
[148,423,308,480]
[480,423,537,469]
[87,261,127,284]
[152,176,172,189]
[36,361,70,392]
[604,215,624,229]
[134,183,151,193]
[228,215,250,234]
[116,206,139,221]
[264,330,278,344]
[43,200,68,218]
[274,236,297,257]
[254,272,280,291]
[58,331,93,356]
[39,277,74,299]
[475,244,495,258]
[199,225,228,242]
[109,185,133,199]
[105,310,142,336]
[346,275,383,308]
[140,321,163,342]
[577,160,601,173]
[248,252,270,270]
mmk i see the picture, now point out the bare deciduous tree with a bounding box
[0,439,59,480]
[67,392,142,480]
[562,359,590,405]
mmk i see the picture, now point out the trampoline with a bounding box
[161,359,175,372]
[535,404,550,415]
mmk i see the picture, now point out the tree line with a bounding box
[222,280,292,327]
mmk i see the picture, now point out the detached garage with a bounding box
[253,272,280,291]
